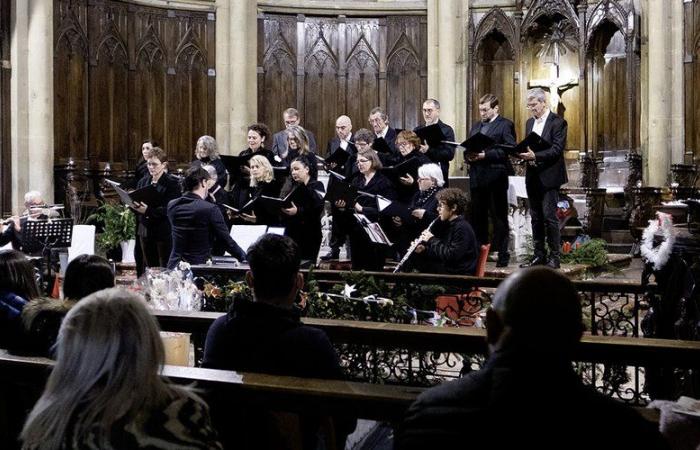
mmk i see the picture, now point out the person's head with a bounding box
[282,108,300,128]
[146,147,168,178]
[487,267,583,358]
[62,255,115,301]
[422,99,441,125]
[141,139,158,160]
[526,88,548,119]
[368,107,389,134]
[247,123,270,151]
[290,156,312,184]
[335,115,352,140]
[286,125,310,154]
[182,166,211,196]
[417,163,445,190]
[396,130,421,156]
[246,234,303,306]
[435,188,467,221]
[202,164,218,190]
[21,288,178,448]
[195,135,219,161]
[356,149,382,175]
[249,154,274,186]
[24,191,45,209]
[353,128,374,152]
[0,250,40,301]
[479,94,500,122]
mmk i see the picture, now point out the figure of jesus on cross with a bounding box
[529,22,578,114]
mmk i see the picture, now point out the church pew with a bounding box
[153,310,700,369]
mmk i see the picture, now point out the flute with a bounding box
[393,217,438,273]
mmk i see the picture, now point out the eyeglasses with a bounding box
[397,142,412,148]
[357,158,371,164]
[526,103,540,109]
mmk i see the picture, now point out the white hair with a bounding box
[24,190,42,206]
[417,163,445,187]
[202,164,218,181]
[526,88,547,104]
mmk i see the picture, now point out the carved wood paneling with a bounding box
[258,13,427,156]
[685,0,700,162]
[54,0,215,167]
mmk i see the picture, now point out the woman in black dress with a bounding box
[194,135,228,190]
[280,156,325,262]
[336,149,396,271]
[132,147,181,272]
[390,130,431,203]
[236,154,281,227]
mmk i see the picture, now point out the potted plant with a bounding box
[88,202,137,262]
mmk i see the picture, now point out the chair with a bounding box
[435,244,490,326]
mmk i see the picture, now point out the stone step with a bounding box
[603,217,629,231]
[602,229,635,244]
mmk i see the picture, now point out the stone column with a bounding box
[642,0,684,186]
[215,0,257,155]
[427,0,469,177]
[11,0,53,210]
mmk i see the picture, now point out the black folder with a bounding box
[415,123,446,148]
[444,133,495,155]
[377,197,413,223]
[222,196,257,215]
[259,186,298,213]
[372,137,393,154]
[110,182,161,208]
[220,154,254,176]
[381,157,422,180]
[500,132,551,155]
[324,171,359,205]
[323,147,351,168]
[273,166,291,179]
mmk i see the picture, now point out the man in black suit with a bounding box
[368,106,399,164]
[395,267,669,450]
[467,94,515,267]
[518,87,568,269]
[271,107,318,157]
[166,166,246,268]
[414,99,456,186]
[321,115,357,261]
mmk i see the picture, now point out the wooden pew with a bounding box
[0,349,422,449]
[154,310,700,369]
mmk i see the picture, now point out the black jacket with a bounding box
[326,136,357,177]
[414,120,456,182]
[351,172,397,222]
[282,180,325,261]
[420,216,478,275]
[386,150,431,204]
[166,192,245,268]
[271,128,318,157]
[135,173,181,241]
[396,349,669,450]
[525,112,568,189]
[468,115,516,189]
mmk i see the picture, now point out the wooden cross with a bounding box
[529,65,578,113]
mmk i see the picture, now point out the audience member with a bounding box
[395,267,669,449]
[0,250,40,348]
[203,234,355,449]
[21,288,221,449]
[14,254,115,358]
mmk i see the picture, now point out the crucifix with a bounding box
[529,26,579,113]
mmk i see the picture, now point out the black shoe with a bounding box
[546,258,561,269]
[519,256,547,268]
[320,249,340,261]
[496,259,509,268]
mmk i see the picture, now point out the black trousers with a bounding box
[139,235,172,271]
[526,179,561,261]
[470,178,510,262]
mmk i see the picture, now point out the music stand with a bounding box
[22,219,73,294]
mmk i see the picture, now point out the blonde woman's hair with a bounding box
[249,154,274,187]
[20,288,195,449]
[286,125,310,155]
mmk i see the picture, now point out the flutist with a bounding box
[406,188,479,275]
[0,191,60,251]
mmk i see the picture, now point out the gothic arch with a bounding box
[136,21,166,67]
[473,7,516,61]
[586,0,630,54]
[175,25,207,69]
[56,5,88,56]
[346,34,379,69]
[387,32,419,69]
[520,0,580,42]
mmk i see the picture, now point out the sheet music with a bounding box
[229,225,268,253]
[266,226,286,236]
